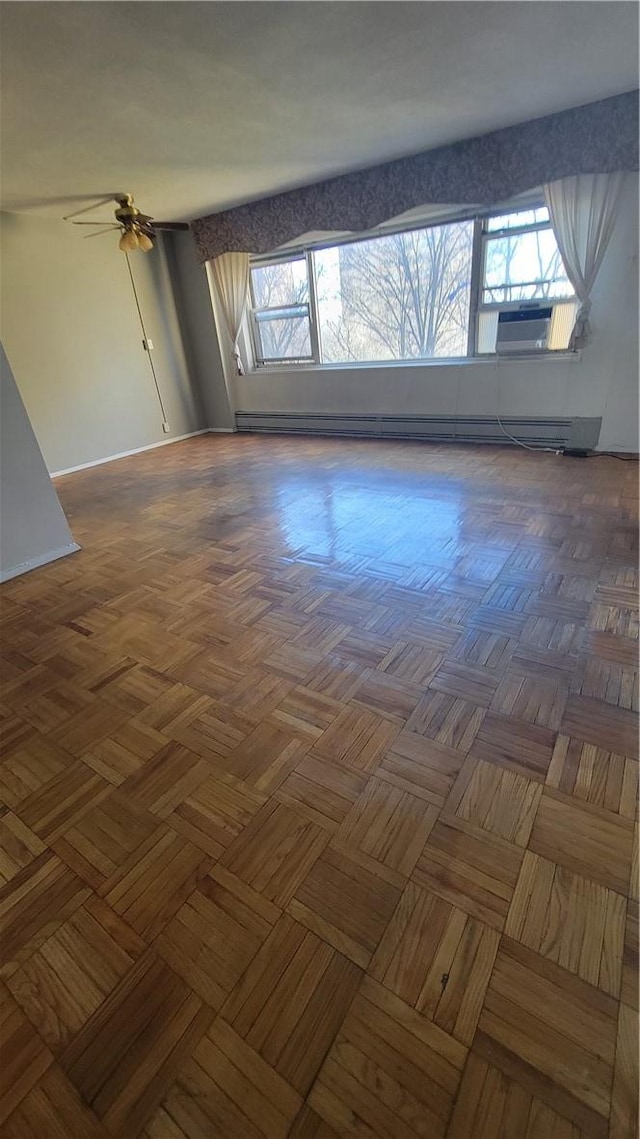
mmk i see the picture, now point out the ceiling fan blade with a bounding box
[151,221,190,231]
[63,196,117,221]
[71,220,119,227]
[83,229,119,239]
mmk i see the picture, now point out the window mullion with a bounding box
[467,219,483,357]
[306,250,322,364]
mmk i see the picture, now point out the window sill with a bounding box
[245,350,581,375]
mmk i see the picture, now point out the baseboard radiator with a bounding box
[235,412,575,449]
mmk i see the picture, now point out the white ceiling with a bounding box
[1,2,638,223]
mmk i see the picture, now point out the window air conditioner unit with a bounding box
[495,305,552,353]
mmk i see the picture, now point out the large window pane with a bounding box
[483,228,573,304]
[315,221,473,364]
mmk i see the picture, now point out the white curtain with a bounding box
[543,172,625,349]
[210,252,250,374]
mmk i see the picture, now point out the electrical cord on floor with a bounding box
[494,414,561,454]
[587,453,638,461]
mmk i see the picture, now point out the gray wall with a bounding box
[0,212,207,473]
[166,233,234,430]
[1,343,78,581]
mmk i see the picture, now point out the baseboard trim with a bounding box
[0,542,81,583]
[50,429,211,478]
[209,427,236,433]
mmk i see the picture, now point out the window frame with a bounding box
[248,201,575,370]
[248,251,319,366]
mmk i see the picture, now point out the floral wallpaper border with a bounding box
[193,90,639,262]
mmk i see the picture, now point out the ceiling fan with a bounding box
[63,193,189,252]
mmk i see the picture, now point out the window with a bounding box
[248,204,575,367]
[250,255,316,364]
[477,206,576,354]
[315,222,474,363]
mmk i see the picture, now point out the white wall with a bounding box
[0,343,78,581]
[232,174,639,452]
[0,212,207,473]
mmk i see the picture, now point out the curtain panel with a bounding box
[544,173,625,349]
[209,252,250,375]
[193,91,638,262]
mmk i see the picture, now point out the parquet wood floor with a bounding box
[0,433,638,1138]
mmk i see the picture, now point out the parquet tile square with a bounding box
[303,656,363,702]
[446,757,542,847]
[413,816,523,930]
[529,789,634,895]
[0,853,91,979]
[148,1017,302,1139]
[378,641,443,686]
[83,720,171,785]
[371,882,499,1044]
[0,711,38,759]
[52,789,162,890]
[7,896,145,1052]
[169,769,267,857]
[572,657,638,711]
[407,690,485,752]
[0,806,46,885]
[0,983,53,1125]
[2,1065,110,1139]
[490,672,568,729]
[21,680,97,733]
[224,722,309,793]
[378,730,465,806]
[447,1052,591,1139]
[276,753,367,831]
[156,873,274,1010]
[309,976,466,1138]
[47,700,131,759]
[119,740,211,818]
[167,648,245,700]
[228,668,296,720]
[430,659,501,707]
[336,775,438,875]
[311,702,400,772]
[546,735,638,819]
[221,913,362,1096]
[477,938,618,1134]
[270,685,344,739]
[0,734,77,810]
[560,694,639,759]
[221,800,328,907]
[12,760,111,844]
[351,668,423,724]
[103,828,212,940]
[468,711,555,781]
[59,950,212,1138]
[289,845,403,967]
[505,850,627,996]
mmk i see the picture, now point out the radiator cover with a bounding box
[235,412,576,448]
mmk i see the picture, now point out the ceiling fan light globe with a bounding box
[137,232,154,252]
[119,228,140,252]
